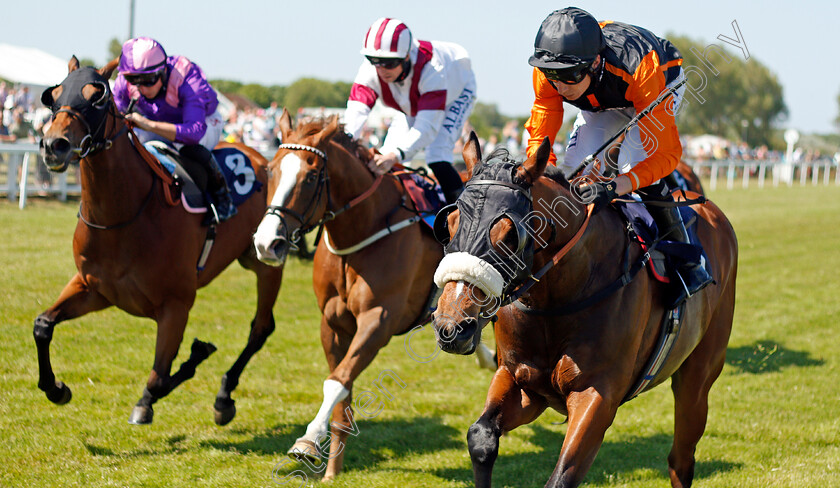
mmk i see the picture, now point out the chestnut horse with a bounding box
[35,57,283,426]
[253,110,448,480]
[432,134,737,487]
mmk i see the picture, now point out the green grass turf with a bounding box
[1,183,838,487]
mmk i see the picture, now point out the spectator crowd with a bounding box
[3,78,837,199]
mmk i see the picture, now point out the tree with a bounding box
[835,89,840,131]
[668,33,787,147]
[108,38,123,63]
[283,78,350,113]
[469,102,508,139]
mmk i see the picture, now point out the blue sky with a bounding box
[4,0,838,134]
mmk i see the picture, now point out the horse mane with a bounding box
[331,129,365,155]
[331,125,374,165]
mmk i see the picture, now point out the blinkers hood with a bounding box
[42,67,112,137]
[434,152,535,297]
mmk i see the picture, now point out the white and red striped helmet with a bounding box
[360,17,413,58]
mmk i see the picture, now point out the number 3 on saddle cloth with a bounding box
[613,198,712,295]
[143,142,262,221]
[393,169,447,229]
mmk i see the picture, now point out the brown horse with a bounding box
[35,57,283,426]
[253,110,447,480]
[432,134,737,487]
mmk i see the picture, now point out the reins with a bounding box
[501,203,594,306]
[76,105,181,230]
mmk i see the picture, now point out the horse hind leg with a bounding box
[34,274,111,405]
[668,298,734,487]
[214,315,276,425]
[214,265,281,425]
[129,306,217,425]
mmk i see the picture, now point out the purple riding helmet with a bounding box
[119,37,168,86]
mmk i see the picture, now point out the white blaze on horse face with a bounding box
[253,153,303,265]
[270,153,304,209]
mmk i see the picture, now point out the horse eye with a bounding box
[491,218,519,254]
[304,171,318,184]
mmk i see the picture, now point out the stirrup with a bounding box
[669,264,713,309]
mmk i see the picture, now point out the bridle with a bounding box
[265,143,384,249]
[265,144,331,249]
[42,71,128,160]
[54,103,126,159]
[43,73,154,230]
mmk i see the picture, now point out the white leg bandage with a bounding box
[302,379,350,442]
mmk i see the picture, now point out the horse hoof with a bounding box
[46,381,72,405]
[322,474,336,483]
[214,404,236,426]
[128,405,154,425]
[288,439,321,465]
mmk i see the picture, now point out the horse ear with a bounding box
[99,57,119,79]
[462,131,482,179]
[521,136,551,183]
[278,108,294,142]
[316,114,340,145]
[68,56,80,73]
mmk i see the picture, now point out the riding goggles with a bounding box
[124,71,162,87]
[539,65,590,84]
[365,56,404,69]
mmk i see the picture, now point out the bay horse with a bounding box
[253,110,447,481]
[35,57,283,426]
[432,134,737,487]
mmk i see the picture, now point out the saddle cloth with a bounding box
[393,169,447,229]
[144,142,262,214]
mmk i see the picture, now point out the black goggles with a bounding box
[124,71,161,87]
[539,65,590,84]
[365,56,404,69]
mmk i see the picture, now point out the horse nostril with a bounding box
[271,236,289,254]
[50,138,72,157]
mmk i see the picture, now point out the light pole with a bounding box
[129,0,135,39]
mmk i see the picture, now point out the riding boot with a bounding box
[428,161,465,205]
[205,153,237,222]
[649,204,714,307]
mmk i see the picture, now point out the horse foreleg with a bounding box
[129,304,214,425]
[323,392,354,482]
[288,319,354,479]
[33,274,111,404]
[546,387,618,488]
[469,367,548,488]
[668,301,733,487]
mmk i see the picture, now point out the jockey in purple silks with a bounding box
[113,37,235,222]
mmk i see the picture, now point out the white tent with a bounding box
[0,43,68,87]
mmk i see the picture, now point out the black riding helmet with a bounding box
[528,7,605,75]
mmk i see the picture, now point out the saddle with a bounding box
[143,141,262,221]
[614,197,711,292]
